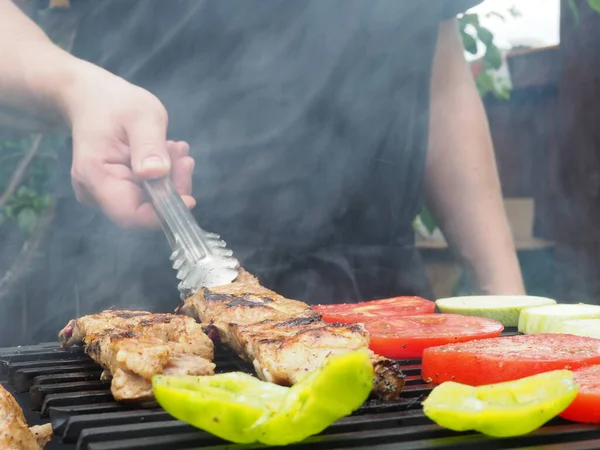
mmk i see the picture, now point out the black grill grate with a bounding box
[2,332,600,450]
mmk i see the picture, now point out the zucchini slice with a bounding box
[435,296,556,327]
[555,318,600,339]
[518,303,600,334]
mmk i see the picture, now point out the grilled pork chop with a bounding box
[59,310,215,403]
[179,269,406,400]
[0,383,53,449]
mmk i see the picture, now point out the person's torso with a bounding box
[22,1,479,337]
[68,0,449,252]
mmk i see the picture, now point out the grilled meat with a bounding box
[179,269,406,400]
[29,425,53,449]
[0,383,53,449]
[221,315,371,385]
[59,310,159,348]
[59,310,215,403]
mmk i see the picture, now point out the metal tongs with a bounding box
[143,177,239,299]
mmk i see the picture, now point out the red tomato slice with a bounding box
[364,314,503,359]
[421,334,600,386]
[560,365,600,424]
[312,297,435,324]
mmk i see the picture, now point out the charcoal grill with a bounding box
[2,330,600,450]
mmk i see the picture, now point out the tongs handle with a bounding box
[143,177,209,262]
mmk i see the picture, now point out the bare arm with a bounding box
[425,18,525,295]
[0,0,195,228]
[0,0,80,130]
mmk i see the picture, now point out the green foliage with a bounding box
[418,207,437,235]
[569,0,600,23]
[458,13,511,101]
[0,136,58,235]
[590,0,600,13]
[1,186,52,234]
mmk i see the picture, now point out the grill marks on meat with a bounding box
[226,318,371,385]
[58,310,215,403]
[0,383,53,449]
[178,269,406,400]
[58,310,153,348]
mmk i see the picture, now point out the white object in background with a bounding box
[468,0,560,49]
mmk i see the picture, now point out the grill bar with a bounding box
[63,410,169,443]
[0,331,599,450]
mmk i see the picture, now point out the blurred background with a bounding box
[1,0,599,343]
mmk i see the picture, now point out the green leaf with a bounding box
[484,45,503,70]
[4,206,13,219]
[589,0,600,13]
[496,85,511,101]
[419,208,437,234]
[17,208,38,234]
[16,186,35,199]
[461,32,478,55]
[459,13,480,26]
[476,27,494,45]
[476,71,495,95]
[33,194,52,211]
[569,0,581,24]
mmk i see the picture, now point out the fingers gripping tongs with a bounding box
[143,177,239,299]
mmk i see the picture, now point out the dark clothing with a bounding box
[28,0,480,342]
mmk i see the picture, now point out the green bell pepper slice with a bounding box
[152,349,374,444]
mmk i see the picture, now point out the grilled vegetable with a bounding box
[312,297,435,325]
[423,370,579,437]
[518,304,600,335]
[560,365,600,424]
[435,295,556,327]
[365,314,503,359]
[421,334,600,386]
[555,319,600,339]
[152,350,373,445]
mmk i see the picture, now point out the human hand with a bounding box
[60,62,195,229]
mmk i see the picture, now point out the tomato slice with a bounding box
[560,365,600,424]
[364,314,503,359]
[312,297,435,324]
[421,334,600,386]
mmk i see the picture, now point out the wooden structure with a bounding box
[422,0,600,303]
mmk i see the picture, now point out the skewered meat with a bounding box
[0,383,53,449]
[59,310,215,403]
[178,269,406,400]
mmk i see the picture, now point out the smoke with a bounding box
[3,0,472,345]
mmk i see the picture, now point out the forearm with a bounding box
[0,1,81,131]
[425,20,524,295]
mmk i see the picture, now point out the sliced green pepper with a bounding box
[422,370,579,437]
[152,350,374,445]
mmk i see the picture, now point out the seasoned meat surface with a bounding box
[29,425,53,449]
[225,316,371,385]
[59,309,156,348]
[182,270,318,327]
[179,269,406,399]
[0,383,53,449]
[59,310,215,403]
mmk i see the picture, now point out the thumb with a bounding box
[127,114,171,180]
